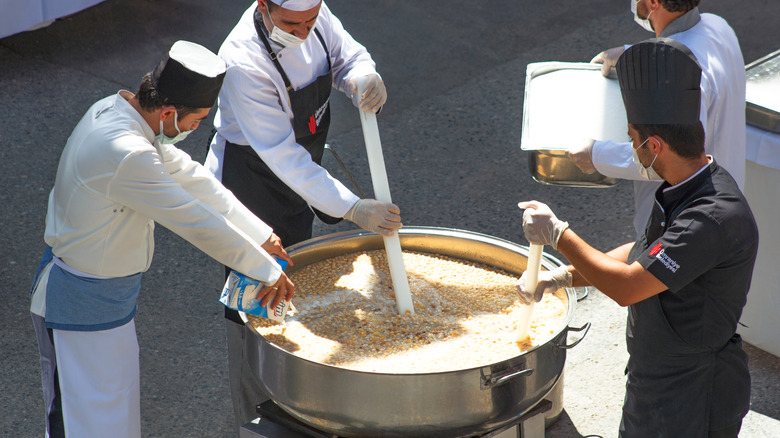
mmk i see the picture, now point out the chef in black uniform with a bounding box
[517,38,758,438]
[203,0,401,430]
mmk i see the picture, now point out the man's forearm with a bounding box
[566,241,634,288]
[558,228,663,306]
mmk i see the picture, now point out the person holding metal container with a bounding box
[29,41,294,438]
[518,39,757,437]
[569,0,746,237]
[203,0,403,430]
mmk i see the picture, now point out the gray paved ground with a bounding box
[1,1,778,437]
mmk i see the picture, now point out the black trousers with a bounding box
[709,420,742,438]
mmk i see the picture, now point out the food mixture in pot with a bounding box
[247,250,568,373]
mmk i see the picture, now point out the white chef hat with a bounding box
[152,40,227,108]
[268,0,321,11]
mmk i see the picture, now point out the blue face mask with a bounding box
[156,109,193,145]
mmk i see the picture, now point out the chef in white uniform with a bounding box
[204,0,402,430]
[29,41,293,438]
[204,0,399,243]
[570,0,746,236]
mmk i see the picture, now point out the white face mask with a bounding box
[156,109,193,145]
[633,137,663,181]
[267,11,309,48]
[632,0,655,32]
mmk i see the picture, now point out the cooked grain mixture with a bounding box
[247,250,567,373]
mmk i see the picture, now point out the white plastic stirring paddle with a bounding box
[517,243,544,340]
[354,77,414,315]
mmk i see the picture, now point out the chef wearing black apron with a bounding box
[205,0,399,431]
[221,8,338,250]
[517,39,758,438]
[207,0,396,255]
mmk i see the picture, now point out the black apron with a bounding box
[223,8,341,246]
[619,206,750,437]
[221,9,341,323]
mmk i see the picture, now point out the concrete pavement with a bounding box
[1,1,778,436]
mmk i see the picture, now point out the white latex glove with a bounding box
[567,138,596,174]
[344,199,402,236]
[517,266,572,304]
[517,201,569,249]
[347,73,387,113]
[590,46,625,78]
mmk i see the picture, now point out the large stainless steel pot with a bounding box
[242,227,589,438]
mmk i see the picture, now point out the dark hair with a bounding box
[633,122,705,158]
[659,0,700,13]
[136,72,199,119]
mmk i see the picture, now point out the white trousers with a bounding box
[53,319,141,438]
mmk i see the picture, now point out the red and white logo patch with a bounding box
[649,242,680,273]
[308,115,317,134]
[308,97,330,134]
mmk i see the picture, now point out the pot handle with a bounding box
[555,322,591,350]
[481,366,534,390]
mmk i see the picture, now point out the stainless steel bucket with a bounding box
[243,227,588,437]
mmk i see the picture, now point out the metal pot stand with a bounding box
[240,398,554,438]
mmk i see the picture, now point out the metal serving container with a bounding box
[242,227,589,438]
[521,62,629,187]
[526,148,618,187]
[746,49,780,133]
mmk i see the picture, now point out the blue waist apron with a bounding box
[33,246,143,332]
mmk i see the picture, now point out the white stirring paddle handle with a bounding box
[524,244,544,294]
[517,243,544,340]
[355,77,414,315]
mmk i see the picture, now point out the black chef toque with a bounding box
[152,41,227,109]
[616,38,702,125]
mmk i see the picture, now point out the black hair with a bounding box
[136,72,199,119]
[659,0,700,13]
[633,122,705,159]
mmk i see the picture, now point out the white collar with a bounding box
[116,90,156,143]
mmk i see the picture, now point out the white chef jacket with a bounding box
[591,9,746,236]
[205,2,375,218]
[44,91,282,284]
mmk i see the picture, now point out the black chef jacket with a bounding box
[621,159,758,437]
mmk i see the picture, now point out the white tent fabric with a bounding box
[0,0,106,39]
